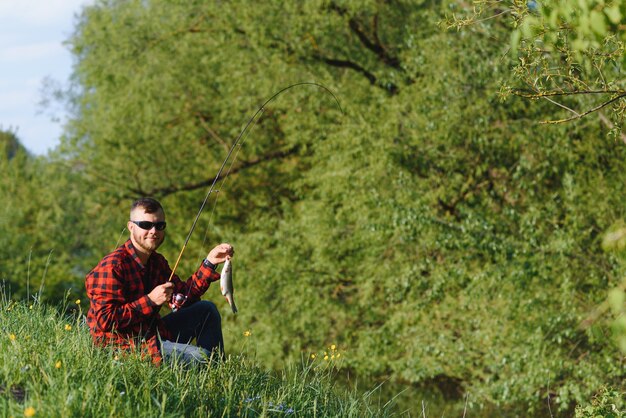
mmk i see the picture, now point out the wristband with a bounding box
[202,258,217,271]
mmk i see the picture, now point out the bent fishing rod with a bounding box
[167,82,343,283]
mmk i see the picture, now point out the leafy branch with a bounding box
[512,88,626,124]
[446,0,626,130]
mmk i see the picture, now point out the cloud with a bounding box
[0,0,91,25]
[0,0,94,154]
[0,41,64,63]
[0,89,33,112]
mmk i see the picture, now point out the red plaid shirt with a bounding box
[85,239,219,363]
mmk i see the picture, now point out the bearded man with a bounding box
[85,197,233,365]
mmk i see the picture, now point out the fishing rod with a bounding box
[167,82,343,284]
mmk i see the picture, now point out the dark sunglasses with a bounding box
[130,220,167,231]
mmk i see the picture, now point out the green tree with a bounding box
[448,0,626,369]
[0,131,89,302]
[0,129,28,160]
[27,0,626,413]
[447,0,626,130]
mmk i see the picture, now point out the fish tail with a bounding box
[225,294,238,314]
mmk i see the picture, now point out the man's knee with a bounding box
[195,300,221,322]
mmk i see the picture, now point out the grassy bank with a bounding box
[0,297,394,417]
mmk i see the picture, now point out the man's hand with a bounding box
[207,243,234,265]
[147,282,174,306]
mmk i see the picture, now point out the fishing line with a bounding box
[195,108,267,262]
[168,82,343,282]
[114,228,127,251]
[185,111,264,305]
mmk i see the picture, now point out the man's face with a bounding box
[128,207,166,255]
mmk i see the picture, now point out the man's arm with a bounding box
[157,257,217,304]
[160,243,234,303]
[86,264,159,332]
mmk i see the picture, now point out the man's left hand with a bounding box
[206,243,234,265]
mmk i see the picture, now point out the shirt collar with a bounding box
[124,239,147,269]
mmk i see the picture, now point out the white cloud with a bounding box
[8,117,63,155]
[0,0,93,154]
[0,90,33,111]
[0,0,91,25]
[0,41,64,62]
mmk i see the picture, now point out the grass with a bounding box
[0,297,396,417]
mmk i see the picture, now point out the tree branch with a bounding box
[330,3,402,71]
[124,145,301,198]
[540,94,626,125]
[317,55,377,84]
[512,88,626,125]
[513,89,626,98]
[315,54,398,94]
[348,15,402,70]
[145,14,209,51]
[195,113,229,151]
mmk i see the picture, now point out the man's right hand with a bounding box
[147,282,174,306]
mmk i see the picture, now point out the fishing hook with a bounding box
[167,81,343,282]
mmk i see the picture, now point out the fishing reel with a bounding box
[169,293,187,312]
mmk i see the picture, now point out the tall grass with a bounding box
[0,296,396,417]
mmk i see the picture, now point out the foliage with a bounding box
[446,0,626,127]
[1,0,626,415]
[0,129,27,160]
[575,386,626,418]
[0,297,392,417]
[0,133,90,302]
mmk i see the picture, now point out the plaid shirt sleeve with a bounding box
[152,255,220,304]
[86,255,159,332]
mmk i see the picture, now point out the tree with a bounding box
[0,129,28,160]
[0,130,90,302]
[447,1,626,132]
[33,0,626,413]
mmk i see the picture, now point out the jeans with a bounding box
[160,300,224,366]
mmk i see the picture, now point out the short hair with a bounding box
[130,197,164,217]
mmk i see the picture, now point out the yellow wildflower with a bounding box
[9,333,16,341]
[324,355,329,361]
[243,330,251,337]
[29,305,33,310]
[331,354,335,360]
[330,344,336,350]
[64,324,72,331]
[75,299,81,305]
[24,407,36,417]
[55,361,62,369]
[337,353,341,358]
[310,354,316,359]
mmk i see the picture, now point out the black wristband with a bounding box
[202,258,217,271]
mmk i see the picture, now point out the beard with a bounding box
[132,231,165,254]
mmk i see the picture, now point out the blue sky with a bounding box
[0,0,92,155]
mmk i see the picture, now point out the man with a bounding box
[85,197,234,365]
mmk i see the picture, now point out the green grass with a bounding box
[0,298,395,417]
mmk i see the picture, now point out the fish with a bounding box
[220,258,238,313]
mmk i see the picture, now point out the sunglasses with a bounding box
[130,220,167,231]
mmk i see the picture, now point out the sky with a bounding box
[0,0,93,155]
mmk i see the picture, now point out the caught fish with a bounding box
[220,258,238,313]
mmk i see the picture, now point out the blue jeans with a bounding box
[160,300,224,366]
